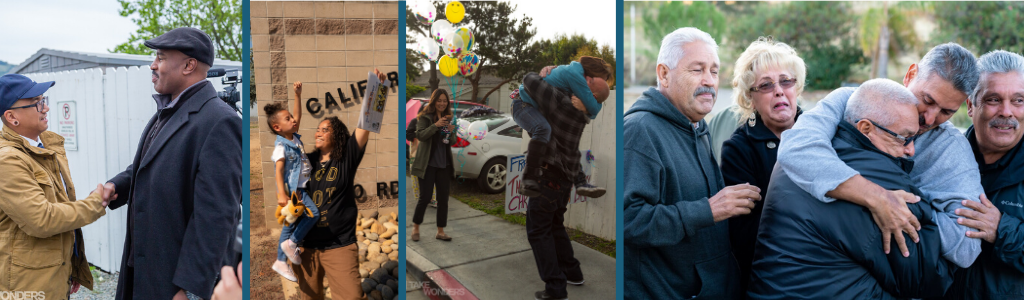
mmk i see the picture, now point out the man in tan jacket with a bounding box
[0,74,112,299]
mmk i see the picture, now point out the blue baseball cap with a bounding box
[0,74,54,113]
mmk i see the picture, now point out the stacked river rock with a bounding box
[356,211,400,300]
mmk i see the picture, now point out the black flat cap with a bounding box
[145,27,215,66]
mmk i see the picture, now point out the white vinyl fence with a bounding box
[17,66,239,272]
[516,94,618,240]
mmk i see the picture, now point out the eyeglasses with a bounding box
[9,96,48,113]
[867,119,917,146]
[749,77,798,94]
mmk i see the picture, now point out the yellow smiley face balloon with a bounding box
[446,1,465,24]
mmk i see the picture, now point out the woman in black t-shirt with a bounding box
[287,70,383,299]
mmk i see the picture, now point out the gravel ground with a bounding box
[250,128,286,299]
[70,269,118,300]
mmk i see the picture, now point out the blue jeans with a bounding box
[277,188,320,262]
[512,98,551,143]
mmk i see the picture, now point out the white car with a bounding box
[450,113,523,194]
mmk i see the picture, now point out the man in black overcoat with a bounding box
[105,27,243,300]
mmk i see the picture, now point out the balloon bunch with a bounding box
[411,0,480,78]
[411,0,488,177]
[411,0,486,133]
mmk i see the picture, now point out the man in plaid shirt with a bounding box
[518,72,589,300]
[522,73,588,182]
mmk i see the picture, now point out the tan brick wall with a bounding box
[252,1,400,229]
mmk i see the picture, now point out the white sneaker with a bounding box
[281,239,302,265]
[272,260,297,282]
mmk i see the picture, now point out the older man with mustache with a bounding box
[623,27,762,299]
[946,50,1024,299]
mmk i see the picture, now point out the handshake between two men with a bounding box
[89,182,118,208]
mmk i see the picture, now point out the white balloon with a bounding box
[468,121,489,140]
[430,20,454,44]
[457,119,471,139]
[412,0,436,25]
[442,32,464,58]
[415,39,440,62]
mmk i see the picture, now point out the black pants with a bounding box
[526,177,583,298]
[413,166,451,227]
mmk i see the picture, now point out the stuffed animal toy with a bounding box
[275,190,313,226]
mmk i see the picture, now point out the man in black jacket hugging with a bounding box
[749,78,955,299]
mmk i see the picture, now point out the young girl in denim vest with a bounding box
[265,82,319,282]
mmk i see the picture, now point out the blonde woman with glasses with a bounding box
[719,37,806,292]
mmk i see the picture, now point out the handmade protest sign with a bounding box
[506,151,595,214]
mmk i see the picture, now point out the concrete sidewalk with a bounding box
[404,192,616,299]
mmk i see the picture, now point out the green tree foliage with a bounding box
[931,2,1024,54]
[729,2,864,89]
[405,48,424,81]
[405,7,436,98]
[404,35,425,99]
[406,75,427,99]
[0,60,13,75]
[532,34,616,89]
[111,0,241,62]
[640,1,725,62]
[533,34,596,68]
[571,44,617,90]
[799,43,865,90]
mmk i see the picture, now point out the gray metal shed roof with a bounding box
[11,48,241,74]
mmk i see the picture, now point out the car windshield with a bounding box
[462,115,510,132]
[454,103,484,116]
[498,125,522,138]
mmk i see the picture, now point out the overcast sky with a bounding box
[2,0,619,66]
[0,0,135,65]
[514,0,616,49]
[408,0,617,50]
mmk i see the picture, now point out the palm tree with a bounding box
[858,1,922,79]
